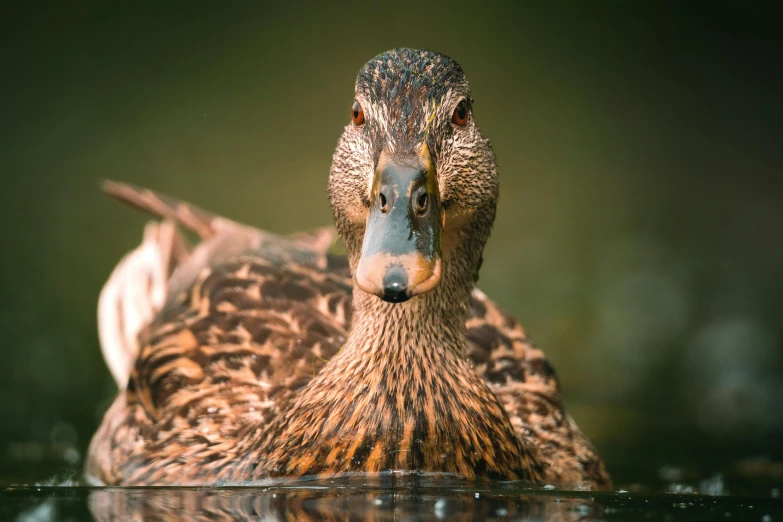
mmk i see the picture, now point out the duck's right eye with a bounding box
[452,99,469,126]
[351,101,365,125]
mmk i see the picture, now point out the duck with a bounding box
[85,48,611,490]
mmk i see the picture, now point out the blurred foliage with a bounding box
[0,3,781,485]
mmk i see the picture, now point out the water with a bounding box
[4,478,782,521]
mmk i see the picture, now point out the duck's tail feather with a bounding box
[97,219,190,389]
[102,179,220,240]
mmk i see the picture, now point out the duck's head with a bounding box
[329,49,498,303]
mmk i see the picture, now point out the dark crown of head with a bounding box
[356,49,469,154]
[357,48,467,104]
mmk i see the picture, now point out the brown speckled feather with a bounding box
[87,181,609,489]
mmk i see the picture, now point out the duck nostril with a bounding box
[379,193,388,213]
[416,193,428,215]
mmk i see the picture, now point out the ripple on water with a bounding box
[1,474,782,522]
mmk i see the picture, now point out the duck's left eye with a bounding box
[351,101,365,125]
[452,99,469,126]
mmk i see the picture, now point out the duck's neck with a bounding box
[344,255,472,364]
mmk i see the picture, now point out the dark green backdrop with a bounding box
[1,3,781,486]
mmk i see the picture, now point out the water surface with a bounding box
[5,477,782,521]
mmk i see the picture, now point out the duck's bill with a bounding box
[356,153,442,303]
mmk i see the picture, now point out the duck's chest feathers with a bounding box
[254,341,540,481]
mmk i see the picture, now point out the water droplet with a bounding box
[434,498,446,519]
[63,447,80,464]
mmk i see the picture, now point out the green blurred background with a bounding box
[1,3,781,487]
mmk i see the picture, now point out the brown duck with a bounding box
[86,48,611,490]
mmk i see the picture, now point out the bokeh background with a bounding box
[1,3,781,488]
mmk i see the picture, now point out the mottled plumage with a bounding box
[86,49,611,490]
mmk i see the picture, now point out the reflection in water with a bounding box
[87,479,599,521]
[7,481,783,522]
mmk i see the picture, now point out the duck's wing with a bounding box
[100,180,339,315]
[465,289,612,491]
[88,182,352,485]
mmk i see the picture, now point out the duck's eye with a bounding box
[452,99,469,126]
[351,101,365,126]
